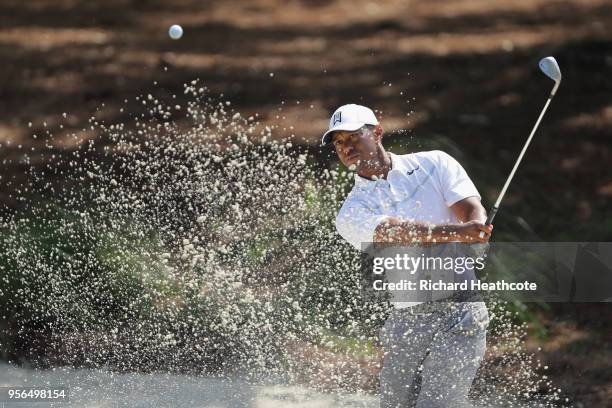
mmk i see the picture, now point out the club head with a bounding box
[539,56,562,83]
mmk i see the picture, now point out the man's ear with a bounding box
[374,124,384,142]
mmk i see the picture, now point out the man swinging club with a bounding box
[322,104,493,407]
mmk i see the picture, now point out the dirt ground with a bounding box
[1,0,611,406]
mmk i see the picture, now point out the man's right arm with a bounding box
[373,217,491,243]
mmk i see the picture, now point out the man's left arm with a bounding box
[450,196,487,224]
[435,150,492,233]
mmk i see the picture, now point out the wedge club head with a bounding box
[539,56,562,95]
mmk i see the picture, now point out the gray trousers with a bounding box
[379,301,489,408]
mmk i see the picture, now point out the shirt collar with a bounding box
[354,152,406,189]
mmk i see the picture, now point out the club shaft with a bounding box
[491,94,553,211]
[479,88,557,238]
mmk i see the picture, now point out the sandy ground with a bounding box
[0,362,378,408]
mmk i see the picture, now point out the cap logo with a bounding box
[332,111,342,126]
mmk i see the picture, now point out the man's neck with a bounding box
[357,147,392,180]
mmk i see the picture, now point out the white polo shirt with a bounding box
[336,150,481,250]
[335,150,481,308]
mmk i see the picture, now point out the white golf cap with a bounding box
[321,104,379,145]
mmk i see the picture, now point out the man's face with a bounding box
[331,126,380,169]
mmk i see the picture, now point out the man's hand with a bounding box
[453,221,493,243]
[373,196,494,244]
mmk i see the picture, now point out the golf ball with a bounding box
[168,24,183,40]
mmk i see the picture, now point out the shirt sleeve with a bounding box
[434,150,481,207]
[335,199,390,251]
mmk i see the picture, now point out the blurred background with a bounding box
[0,0,610,406]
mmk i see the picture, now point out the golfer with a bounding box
[322,104,493,407]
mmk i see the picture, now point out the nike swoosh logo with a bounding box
[407,166,420,175]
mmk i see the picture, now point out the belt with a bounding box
[397,291,483,315]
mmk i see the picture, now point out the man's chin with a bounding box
[347,159,361,171]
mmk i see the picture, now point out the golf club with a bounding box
[479,56,562,238]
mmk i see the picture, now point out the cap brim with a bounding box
[321,122,365,146]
